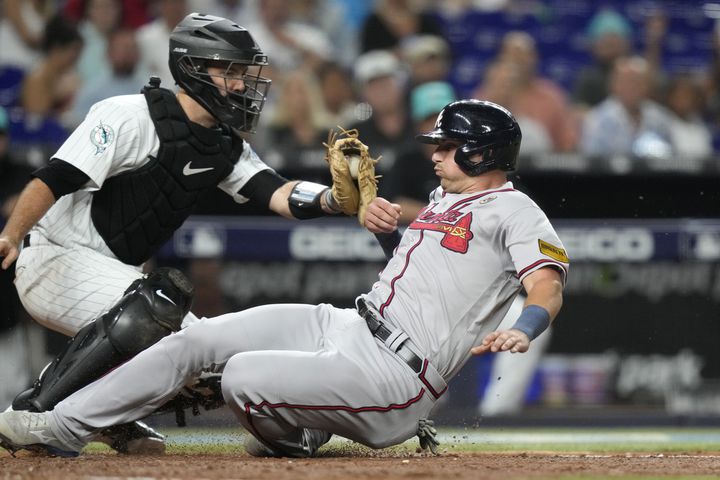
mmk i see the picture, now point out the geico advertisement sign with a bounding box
[557,228,654,261]
[291,226,655,262]
[290,227,386,261]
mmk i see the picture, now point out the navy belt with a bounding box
[357,299,424,373]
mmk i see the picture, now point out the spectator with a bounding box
[191,1,257,24]
[0,105,35,411]
[263,69,334,182]
[75,0,123,86]
[380,81,456,224]
[580,56,674,160]
[664,74,713,165]
[473,32,577,152]
[289,0,357,67]
[70,28,145,126]
[572,8,632,109]
[317,61,358,128]
[400,34,452,87]
[0,106,34,219]
[360,0,442,54]
[0,0,55,72]
[136,0,189,89]
[64,0,150,28]
[20,15,84,118]
[243,0,333,75]
[641,9,669,97]
[479,60,552,156]
[349,50,415,172]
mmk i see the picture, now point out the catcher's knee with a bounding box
[16,267,194,412]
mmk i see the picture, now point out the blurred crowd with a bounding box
[1,0,719,222]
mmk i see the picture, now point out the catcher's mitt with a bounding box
[324,128,379,225]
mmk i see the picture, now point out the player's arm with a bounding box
[265,178,400,237]
[230,162,345,219]
[471,267,563,355]
[0,179,54,269]
[0,160,90,269]
[362,196,402,259]
[268,180,344,219]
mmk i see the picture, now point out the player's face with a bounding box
[431,140,477,193]
[207,64,248,96]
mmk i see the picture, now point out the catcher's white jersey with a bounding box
[16,94,272,334]
[34,94,270,254]
[362,182,569,380]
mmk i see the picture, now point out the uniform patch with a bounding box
[538,239,569,263]
[410,210,474,253]
[90,123,115,155]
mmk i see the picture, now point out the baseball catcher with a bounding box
[324,128,379,225]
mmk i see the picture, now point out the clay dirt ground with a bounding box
[2,451,720,479]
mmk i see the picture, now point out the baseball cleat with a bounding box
[96,421,166,455]
[243,435,281,457]
[243,429,332,458]
[0,410,79,458]
[302,428,332,457]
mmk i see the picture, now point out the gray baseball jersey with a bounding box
[46,182,569,454]
[15,94,272,335]
[362,182,568,380]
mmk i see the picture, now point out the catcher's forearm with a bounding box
[374,230,401,261]
[0,178,56,244]
[283,181,342,219]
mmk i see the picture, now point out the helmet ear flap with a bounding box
[454,143,495,177]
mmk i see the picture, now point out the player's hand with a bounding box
[471,328,530,355]
[0,235,20,270]
[363,197,401,234]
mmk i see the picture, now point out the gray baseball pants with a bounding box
[49,303,440,454]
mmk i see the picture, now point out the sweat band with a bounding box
[511,305,551,340]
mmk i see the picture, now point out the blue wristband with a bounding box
[511,305,551,340]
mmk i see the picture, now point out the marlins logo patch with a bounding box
[538,239,569,263]
[90,123,115,155]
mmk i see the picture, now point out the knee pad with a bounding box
[14,267,194,412]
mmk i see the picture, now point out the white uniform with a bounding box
[45,182,569,455]
[14,94,271,335]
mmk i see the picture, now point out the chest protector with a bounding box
[91,79,243,265]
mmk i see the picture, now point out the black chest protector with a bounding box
[91,79,243,265]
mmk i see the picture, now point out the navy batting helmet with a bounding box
[169,13,271,132]
[416,100,522,176]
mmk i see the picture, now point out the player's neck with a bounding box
[461,171,507,194]
[176,91,218,128]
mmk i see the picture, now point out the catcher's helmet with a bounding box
[169,13,271,132]
[416,100,522,176]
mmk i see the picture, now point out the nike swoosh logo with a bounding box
[183,162,214,176]
[156,290,176,305]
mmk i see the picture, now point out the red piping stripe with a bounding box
[244,388,427,416]
[517,259,568,279]
[379,231,424,316]
[418,359,448,399]
[243,389,426,452]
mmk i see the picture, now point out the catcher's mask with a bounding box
[169,13,271,133]
[416,99,522,176]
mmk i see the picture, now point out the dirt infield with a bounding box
[2,452,720,479]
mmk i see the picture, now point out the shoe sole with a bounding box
[0,432,79,458]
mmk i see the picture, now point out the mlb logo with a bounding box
[175,225,226,258]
